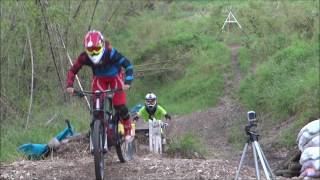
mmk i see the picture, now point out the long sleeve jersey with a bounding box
[66,43,133,88]
[137,105,168,122]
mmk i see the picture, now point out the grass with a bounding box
[127,33,230,115]
[0,102,90,162]
[237,47,252,75]
[237,39,319,145]
[167,133,206,159]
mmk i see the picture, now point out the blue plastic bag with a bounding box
[17,143,49,160]
[17,120,75,160]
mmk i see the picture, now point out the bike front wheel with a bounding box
[92,120,105,180]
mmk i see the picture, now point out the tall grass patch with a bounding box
[0,103,90,162]
[238,40,319,146]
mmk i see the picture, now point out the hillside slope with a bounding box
[0,39,292,180]
[0,1,318,176]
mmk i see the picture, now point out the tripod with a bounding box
[235,126,275,180]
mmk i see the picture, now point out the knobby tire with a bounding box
[114,119,126,163]
[92,120,105,180]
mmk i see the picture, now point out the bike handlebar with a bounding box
[73,89,122,97]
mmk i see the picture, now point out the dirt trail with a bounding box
[0,44,293,180]
[0,148,256,180]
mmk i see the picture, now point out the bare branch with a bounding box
[88,0,99,31]
[72,0,86,19]
[102,1,122,32]
[45,113,58,126]
[39,0,67,101]
[135,60,178,67]
[25,26,34,130]
[56,24,91,111]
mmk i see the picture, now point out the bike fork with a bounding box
[90,134,94,153]
[103,134,108,152]
[89,130,108,153]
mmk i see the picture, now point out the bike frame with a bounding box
[148,118,168,154]
[75,89,122,148]
[74,89,126,180]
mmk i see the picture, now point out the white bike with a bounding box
[148,118,168,154]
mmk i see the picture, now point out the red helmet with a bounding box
[83,30,105,64]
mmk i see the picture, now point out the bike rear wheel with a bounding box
[92,120,105,180]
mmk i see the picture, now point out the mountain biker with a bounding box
[134,93,171,122]
[66,30,133,139]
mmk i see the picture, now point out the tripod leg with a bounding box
[253,141,272,180]
[255,142,275,179]
[252,143,260,180]
[235,143,249,180]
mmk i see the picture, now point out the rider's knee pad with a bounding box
[114,105,130,120]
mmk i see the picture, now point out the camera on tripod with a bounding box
[235,110,275,180]
[245,111,257,134]
[247,111,257,126]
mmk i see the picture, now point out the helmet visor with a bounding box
[146,99,156,106]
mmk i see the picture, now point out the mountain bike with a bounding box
[74,89,131,180]
[148,118,169,154]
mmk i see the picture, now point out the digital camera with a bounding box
[247,111,257,126]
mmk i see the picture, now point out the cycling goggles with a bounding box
[86,46,103,56]
[146,99,156,106]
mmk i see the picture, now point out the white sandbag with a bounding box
[300,147,320,165]
[304,135,320,149]
[297,120,320,151]
[301,159,320,171]
[298,133,320,151]
[297,119,320,141]
[299,167,320,178]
